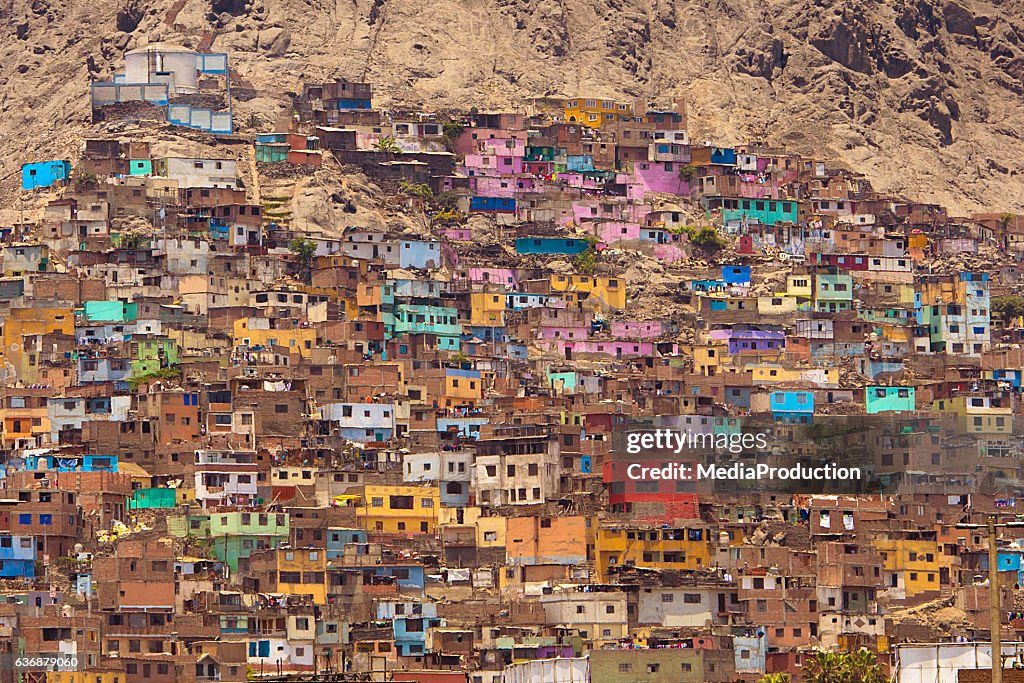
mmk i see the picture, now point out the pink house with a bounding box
[458,267,519,287]
[588,221,642,243]
[439,228,473,242]
[609,321,669,339]
[538,325,591,340]
[630,161,692,198]
[452,128,528,156]
[554,340,658,358]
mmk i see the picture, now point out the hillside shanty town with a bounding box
[6,41,1024,683]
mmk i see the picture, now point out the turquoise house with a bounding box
[718,198,799,226]
[83,300,138,322]
[129,160,152,175]
[130,488,178,509]
[865,386,916,414]
[515,238,591,256]
[22,160,71,190]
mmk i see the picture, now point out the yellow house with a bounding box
[785,274,813,299]
[232,317,316,358]
[749,365,840,386]
[677,344,729,376]
[0,389,50,448]
[357,484,440,535]
[444,369,483,407]
[550,274,626,310]
[931,395,1013,436]
[872,536,940,598]
[276,547,328,603]
[757,295,799,315]
[470,292,506,326]
[1,305,74,374]
[48,673,122,683]
[564,98,634,129]
[595,526,712,581]
[437,506,507,548]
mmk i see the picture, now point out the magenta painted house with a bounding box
[458,267,519,287]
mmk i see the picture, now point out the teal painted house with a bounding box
[83,300,139,322]
[716,198,799,226]
[392,304,462,351]
[130,487,178,509]
[865,386,916,414]
[515,238,591,255]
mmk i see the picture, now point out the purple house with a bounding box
[727,329,786,354]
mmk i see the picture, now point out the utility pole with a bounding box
[955,517,1024,683]
[989,516,1002,683]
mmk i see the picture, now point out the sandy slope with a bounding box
[3,0,1024,213]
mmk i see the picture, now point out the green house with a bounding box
[865,386,916,414]
[208,510,291,573]
[130,488,178,509]
[130,337,180,377]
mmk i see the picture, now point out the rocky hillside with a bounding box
[3,0,1024,213]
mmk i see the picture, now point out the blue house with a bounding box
[722,265,751,286]
[377,601,443,656]
[0,535,37,578]
[399,240,441,269]
[566,155,596,172]
[515,238,590,256]
[469,196,516,214]
[769,391,814,424]
[326,528,368,560]
[22,160,71,190]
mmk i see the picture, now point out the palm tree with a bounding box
[801,648,886,683]
[758,674,791,683]
[373,135,401,155]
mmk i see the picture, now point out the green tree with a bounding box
[288,237,317,284]
[678,164,698,182]
[801,649,886,683]
[442,122,464,152]
[398,181,433,200]
[993,295,1024,325]
[758,674,791,683]
[690,226,726,252]
[573,247,597,275]
[373,135,401,154]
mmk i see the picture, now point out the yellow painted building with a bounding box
[757,295,799,315]
[47,673,122,683]
[470,292,506,326]
[357,484,440,535]
[275,547,328,603]
[563,98,634,129]
[444,371,483,407]
[1,305,74,375]
[785,274,813,299]
[931,395,1013,436]
[0,390,50,448]
[595,526,712,581]
[232,317,316,358]
[550,274,626,310]
[872,537,940,598]
[677,343,729,376]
